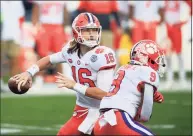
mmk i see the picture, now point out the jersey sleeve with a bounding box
[139,66,160,89]
[61,42,71,59]
[97,69,114,92]
[90,47,117,71]
[49,51,66,64]
[49,42,70,64]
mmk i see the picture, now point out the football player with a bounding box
[14,12,116,135]
[93,40,166,135]
[128,1,165,44]
[164,1,189,89]
[31,1,70,81]
[14,13,164,135]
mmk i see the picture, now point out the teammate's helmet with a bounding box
[130,40,166,77]
[72,12,102,48]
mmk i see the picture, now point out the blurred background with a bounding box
[0,1,192,135]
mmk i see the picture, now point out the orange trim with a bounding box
[72,105,89,118]
[137,81,157,93]
[137,81,144,93]
[99,64,116,71]
[19,17,25,29]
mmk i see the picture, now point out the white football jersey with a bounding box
[1,1,25,42]
[130,1,164,22]
[100,64,159,118]
[164,1,182,25]
[61,43,116,108]
[33,1,66,24]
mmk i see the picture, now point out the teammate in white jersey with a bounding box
[31,1,69,76]
[13,12,116,135]
[128,1,165,44]
[164,1,189,89]
[93,40,166,135]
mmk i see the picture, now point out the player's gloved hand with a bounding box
[55,72,76,89]
[153,91,164,103]
[13,72,33,90]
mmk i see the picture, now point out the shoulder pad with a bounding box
[139,66,159,89]
[90,46,117,71]
[61,41,71,53]
[60,42,71,59]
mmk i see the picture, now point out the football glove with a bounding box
[153,91,164,103]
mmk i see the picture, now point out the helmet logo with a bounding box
[146,43,158,54]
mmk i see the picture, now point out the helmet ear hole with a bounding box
[132,51,137,58]
[151,60,155,64]
[148,58,155,64]
[133,51,136,55]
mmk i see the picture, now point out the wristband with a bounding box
[26,64,40,77]
[73,83,88,95]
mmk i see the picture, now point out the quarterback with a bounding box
[13,12,164,135]
[14,12,116,135]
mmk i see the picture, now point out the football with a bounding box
[8,77,30,94]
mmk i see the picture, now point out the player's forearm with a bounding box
[73,83,107,100]
[31,3,40,26]
[85,87,107,100]
[26,56,52,77]
[158,8,165,23]
[36,56,52,71]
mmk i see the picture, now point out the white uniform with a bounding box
[164,1,183,25]
[20,23,36,48]
[50,42,116,108]
[33,1,66,24]
[1,1,25,43]
[129,1,164,22]
[100,64,159,118]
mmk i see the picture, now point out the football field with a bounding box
[0,91,192,135]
